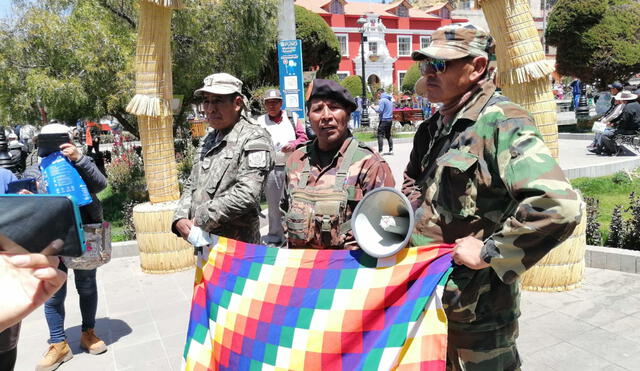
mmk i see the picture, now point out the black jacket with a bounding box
[613,101,640,135]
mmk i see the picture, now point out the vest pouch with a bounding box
[286,190,315,246]
[286,188,348,249]
[313,200,346,249]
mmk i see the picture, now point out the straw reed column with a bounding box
[477,0,586,291]
[126,0,194,273]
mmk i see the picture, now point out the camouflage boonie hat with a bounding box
[411,23,494,61]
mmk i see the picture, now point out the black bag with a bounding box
[0,194,85,256]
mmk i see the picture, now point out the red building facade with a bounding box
[295,0,466,90]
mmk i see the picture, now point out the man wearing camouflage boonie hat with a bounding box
[403,23,582,370]
[172,73,274,245]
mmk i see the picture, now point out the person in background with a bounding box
[23,123,108,371]
[599,90,640,155]
[0,167,17,194]
[256,89,308,247]
[570,77,581,111]
[351,96,363,129]
[588,98,625,152]
[374,88,394,155]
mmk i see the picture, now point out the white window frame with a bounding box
[337,71,350,80]
[336,33,349,57]
[369,41,378,55]
[397,35,412,57]
[397,70,407,89]
[420,36,431,50]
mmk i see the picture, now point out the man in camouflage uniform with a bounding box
[172,73,273,244]
[285,79,394,249]
[403,24,582,370]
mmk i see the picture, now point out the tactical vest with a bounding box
[285,140,359,249]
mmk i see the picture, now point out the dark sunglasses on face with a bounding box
[419,59,448,74]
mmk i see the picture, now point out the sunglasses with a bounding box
[419,59,448,74]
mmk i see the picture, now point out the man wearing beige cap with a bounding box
[256,89,308,247]
[402,23,581,369]
[172,73,274,245]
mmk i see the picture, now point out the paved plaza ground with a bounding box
[14,134,640,370]
[15,260,640,370]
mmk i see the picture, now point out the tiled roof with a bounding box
[294,0,441,19]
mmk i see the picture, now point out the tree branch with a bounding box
[98,0,136,29]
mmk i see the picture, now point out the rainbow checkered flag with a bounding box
[183,236,453,371]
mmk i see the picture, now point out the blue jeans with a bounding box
[352,111,361,128]
[44,261,98,343]
[573,94,581,111]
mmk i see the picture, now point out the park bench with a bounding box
[392,109,424,126]
[613,130,640,155]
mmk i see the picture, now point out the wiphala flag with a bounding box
[183,237,453,370]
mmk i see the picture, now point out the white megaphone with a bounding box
[351,187,415,258]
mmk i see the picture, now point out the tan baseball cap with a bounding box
[194,73,243,96]
[412,23,494,61]
[263,89,282,101]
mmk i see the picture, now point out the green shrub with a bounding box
[621,192,640,251]
[585,197,602,246]
[607,205,625,248]
[105,145,147,203]
[401,62,420,93]
[611,171,631,185]
[340,75,372,100]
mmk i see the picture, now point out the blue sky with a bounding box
[0,0,12,19]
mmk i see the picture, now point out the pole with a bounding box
[278,0,296,41]
[541,0,546,54]
[360,30,370,127]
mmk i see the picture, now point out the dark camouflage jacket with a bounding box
[285,136,395,248]
[172,115,273,244]
[403,80,581,332]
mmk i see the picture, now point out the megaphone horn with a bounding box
[351,187,415,258]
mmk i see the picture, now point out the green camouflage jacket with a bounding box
[402,80,581,332]
[172,115,273,244]
[285,136,395,248]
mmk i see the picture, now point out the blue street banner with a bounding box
[277,39,305,119]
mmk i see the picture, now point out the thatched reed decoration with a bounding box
[478,0,585,291]
[126,0,180,203]
[129,0,191,273]
[521,202,587,291]
[133,202,195,274]
[126,2,174,117]
[476,0,559,159]
[138,115,180,203]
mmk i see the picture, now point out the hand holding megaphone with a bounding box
[351,187,415,258]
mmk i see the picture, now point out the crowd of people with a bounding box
[3,21,612,371]
[170,23,581,370]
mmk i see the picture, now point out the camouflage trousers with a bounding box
[446,321,521,371]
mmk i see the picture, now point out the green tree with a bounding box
[295,5,340,78]
[545,0,640,85]
[339,75,372,99]
[261,5,341,85]
[401,62,420,93]
[340,75,363,99]
[0,0,279,133]
[0,1,135,128]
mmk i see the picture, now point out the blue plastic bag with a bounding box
[40,151,93,206]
